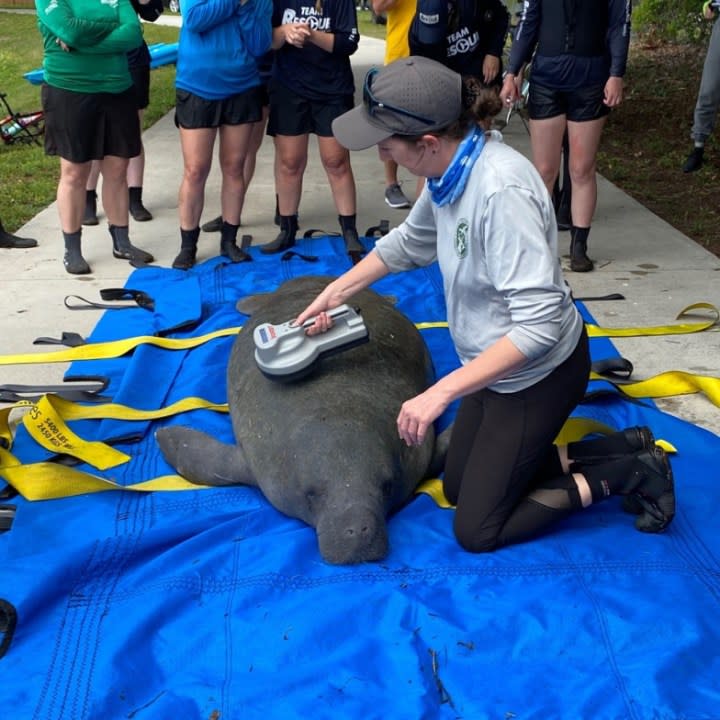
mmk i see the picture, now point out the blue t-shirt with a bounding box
[272,0,358,100]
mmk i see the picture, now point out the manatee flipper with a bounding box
[156,426,257,487]
[426,424,453,479]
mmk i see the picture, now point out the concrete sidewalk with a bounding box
[2,35,719,435]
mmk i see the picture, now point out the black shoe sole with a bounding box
[112,248,155,263]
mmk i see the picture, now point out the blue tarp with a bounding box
[2,235,719,719]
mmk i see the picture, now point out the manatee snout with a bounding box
[316,507,388,565]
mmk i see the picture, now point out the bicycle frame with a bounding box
[0,93,45,146]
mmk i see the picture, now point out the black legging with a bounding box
[443,326,590,553]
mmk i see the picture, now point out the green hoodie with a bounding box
[35,0,143,93]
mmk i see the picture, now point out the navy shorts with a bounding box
[528,81,610,122]
[174,86,265,129]
[267,80,354,137]
[41,84,141,163]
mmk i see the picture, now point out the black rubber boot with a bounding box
[63,230,90,274]
[274,194,280,226]
[129,186,153,222]
[260,214,298,254]
[339,214,364,253]
[683,146,704,173]
[569,226,593,272]
[568,426,655,469]
[173,227,200,270]
[82,190,99,226]
[582,447,675,533]
[109,224,154,264]
[0,218,37,248]
[201,215,223,233]
[220,221,251,263]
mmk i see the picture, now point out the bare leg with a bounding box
[178,126,217,230]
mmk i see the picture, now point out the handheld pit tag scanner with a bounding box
[253,304,369,382]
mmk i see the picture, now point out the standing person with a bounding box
[372,0,416,209]
[84,0,164,226]
[499,0,631,273]
[683,0,720,172]
[171,0,272,270]
[35,0,155,274]
[296,57,675,553]
[260,0,363,255]
[408,0,508,86]
[200,50,276,233]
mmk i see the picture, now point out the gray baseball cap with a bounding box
[332,56,462,151]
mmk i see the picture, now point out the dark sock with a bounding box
[220,221,251,263]
[261,214,298,254]
[63,230,90,274]
[173,227,200,270]
[338,214,357,233]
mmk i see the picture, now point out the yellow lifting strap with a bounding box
[0,303,715,367]
[0,326,241,366]
[0,303,714,502]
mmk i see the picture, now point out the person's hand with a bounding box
[294,285,344,335]
[703,0,717,20]
[603,76,624,107]
[499,74,519,107]
[482,55,500,85]
[396,386,451,447]
[283,22,311,48]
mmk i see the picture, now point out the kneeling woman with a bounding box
[296,56,675,552]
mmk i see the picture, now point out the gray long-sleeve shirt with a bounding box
[374,131,584,393]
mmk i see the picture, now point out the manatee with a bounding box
[156,275,449,565]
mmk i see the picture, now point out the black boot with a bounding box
[63,230,90,274]
[128,186,153,222]
[220,221,251,263]
[109,224,154,264]
[582,447,675,532]
[173,227,200,270]
[201,215,223,233]
[261,214,298,254]
[82,190,99,226]
[0,218,38,248]
[570,226,593,272]
[567,426,655,469]
[338,214,364,253]
[683,146,704,173]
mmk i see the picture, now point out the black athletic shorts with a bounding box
[267,80,354,137]
[130,64,151,110]
[528,81,610,122]
[174,86,264,129]
[41,84,141,163]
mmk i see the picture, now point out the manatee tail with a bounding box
[426,424,453,479]
[156,426,257,487]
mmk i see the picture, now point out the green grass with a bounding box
[0,12,180,232]
[0,10,385,233]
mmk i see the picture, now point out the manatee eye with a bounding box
[381,480,394,498]
[306,489,318,512]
